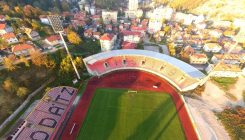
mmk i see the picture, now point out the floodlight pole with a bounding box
[59,31,81,80]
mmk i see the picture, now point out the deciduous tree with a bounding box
[67,31,82,45]
[2,77,17,94]
[3,56,16,71]
[16,87,28,98]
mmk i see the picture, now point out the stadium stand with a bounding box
[83,50,205,92]
[8,86,77,140]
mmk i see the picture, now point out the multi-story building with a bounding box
[211,54,244,65]
[121,30,141,43]
[190,53,208,64]
[100,33,116,51]
[102,10,118,24]
[128,0,138,11]
[207,63,242,77]
[203,43,222,53]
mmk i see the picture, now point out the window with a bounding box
[142,61,145,65]
[104,62,109,68]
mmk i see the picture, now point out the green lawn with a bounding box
[77,88,186,140]
[211,77,238,90]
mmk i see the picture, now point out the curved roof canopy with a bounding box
[84,49,205,79]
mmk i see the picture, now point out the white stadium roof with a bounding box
[84,49,205,79]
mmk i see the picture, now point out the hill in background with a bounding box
[154,0,245,21]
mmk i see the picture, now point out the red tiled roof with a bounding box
[39,15,47,18]
[122,41,136,49]
[46,35,61,42]
[131,26,147,31]
[92,15,101,19]
[0,15,5,19]
[0,23,6,30]
[12,44,34,52]
[191,53,207,59]
[121,30,141,36]
[1,32,16,40]
[100,33,114,41]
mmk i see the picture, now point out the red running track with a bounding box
[60,70,198,140]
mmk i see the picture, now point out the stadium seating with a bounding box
[9,87,77,140]
[83,50,205,92]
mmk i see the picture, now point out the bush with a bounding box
[216,107,245,140]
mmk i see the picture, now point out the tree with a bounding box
[0,38,8,50]
[60,56,72,74]
[2,77,17,94]
[74,57,83,69]
[19,56,30,67]
[61,0,70,11]
[16,87,28,98]
[30,50,47,67]
[167,42,176,56]
[3,56,16,71]
[67,31,82,45]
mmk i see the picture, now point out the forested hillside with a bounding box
[154,0,245,21]
[154,0,206,11]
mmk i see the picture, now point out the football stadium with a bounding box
[8,50,205,140]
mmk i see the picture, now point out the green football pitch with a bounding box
[77,88,186,140]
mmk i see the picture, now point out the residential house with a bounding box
[121,41,136,49]
[24,28,41,41]
[39,15,50,25]
[90,6,96,15]
[84,29,93,38]
[93,32,101,40]
[207,63,242,77]
[74,12,86,20]
[0,15,6,22]
[121,30,141,43]
[203,43,222,53]
[12,44,35,56]
[45,35,62,47]
[1,32,18,44]
[105,24,112,31]
[0,23,13,35]
[100,33,116,51]
[211,54,243,65]
[91,15,101,21]
[102,10,118,24]
[72,20,86,30]
[190,53,208,64]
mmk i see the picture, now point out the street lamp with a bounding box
[48,15,81,80]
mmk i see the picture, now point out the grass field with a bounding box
[77,88,186,140]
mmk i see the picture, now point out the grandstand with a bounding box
[83,49,205,92]
[8,86,77,140]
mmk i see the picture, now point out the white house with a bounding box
[100,33,116,51]
[90,6,96,15]
[45,35,62,46]
[207,63,242,77]
[39,15,50,25]
[203,43,222,53]
[121,30,141,43]
[1,32,19,44]
[211,54,242,65]
[0,15,6,22]
[190,53,208,64]
[0,23,13,35]
[102,10,118,24]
